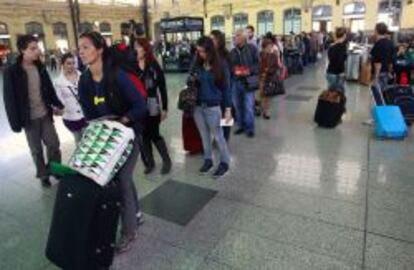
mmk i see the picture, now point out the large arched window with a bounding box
[99,22,112,46]
[257,10,274,36]
[53,22,69,53]
[121,22,130,36]
[312,5,332,32]
[25,22,46,52]
[283,8,301,35]
[343,2,366,32]
[100,22,111,33]
[53,22,68,37]
[343,2,366,16]
[25,22,44,36]
[0,22,11,53]
[0,22,8,35]
[378,0,402,31]
[211,15,225,33]
[233,13,248,32]
[79,22,93,34]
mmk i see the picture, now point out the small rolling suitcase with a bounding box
[372,106,408,139]
[314,90,346,128]
[46,175,121,270]
[182,113,203,154]
[370,84,408,139]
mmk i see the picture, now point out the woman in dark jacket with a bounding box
[134,38,172,175]
[192,36,232,178]
[78,31,147,254]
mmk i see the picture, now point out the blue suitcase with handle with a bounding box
[372,106,408,139]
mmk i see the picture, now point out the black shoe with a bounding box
[144,166,155,174]
[213,163,229,178]
[263,114,271,120]
[246,131,255,138]
[41,177,51,188]
[154,139,172,175]
[234,128,245,135]
[199,159,213,173]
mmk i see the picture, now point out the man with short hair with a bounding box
[246,25,258,48]
[371,22,395,89]
[230,29,259,138]
[3,34,64,187]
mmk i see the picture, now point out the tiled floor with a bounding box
[1,59,414,270]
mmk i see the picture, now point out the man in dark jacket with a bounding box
[3,34,64,187]
[230,29,259,138]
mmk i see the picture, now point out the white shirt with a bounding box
[54,71,84,121]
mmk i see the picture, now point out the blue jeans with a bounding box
[118,138,140,236]
[193,106,230,165]
[232,80,255,133]
[326,73,345,92]
[377,72,390,90]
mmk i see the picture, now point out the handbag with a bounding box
[263,75,285,97]
[246,75,259,92]
[177,85,198,113]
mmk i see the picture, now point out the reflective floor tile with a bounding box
[365,233,414,270]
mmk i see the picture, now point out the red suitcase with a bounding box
[182,113,203,155]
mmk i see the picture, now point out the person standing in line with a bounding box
[3,35,64,187]
[326,27,348,92]
[370,22,395,90]
[210,30,233,142]
[50,53,57,72]
[77,31,147,253]
[259,38,281,119]
[230,29,259,138]
[246,25,258,48]
[54,53,88,144]
[191,36,232,178]
[134,38,172,175]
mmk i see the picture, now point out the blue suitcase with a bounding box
[372,106,408,139]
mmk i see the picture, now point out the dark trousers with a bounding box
[24,115,61,179]
[140,115,170,168]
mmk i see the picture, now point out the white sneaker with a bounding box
[363,119,374,126]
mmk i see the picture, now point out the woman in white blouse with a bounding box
[54,53,87,143]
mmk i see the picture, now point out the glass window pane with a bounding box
[0,23,8,34]
[26,22,44,35]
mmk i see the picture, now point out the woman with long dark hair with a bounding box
[134,38,172,175]
[77,31,147,254]
[54,52,87,144]
[210,30,233,142]
[192,36,232,178]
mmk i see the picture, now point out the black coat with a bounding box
[3,58,63,133]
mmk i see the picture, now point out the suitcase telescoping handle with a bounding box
[371,83,386,106]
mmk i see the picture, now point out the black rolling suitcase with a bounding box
[88,180,121,269]
[314,90,346,128]
[46,175,121,270]
[382,85,414,124]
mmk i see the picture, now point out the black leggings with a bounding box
[144,115,162,142]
